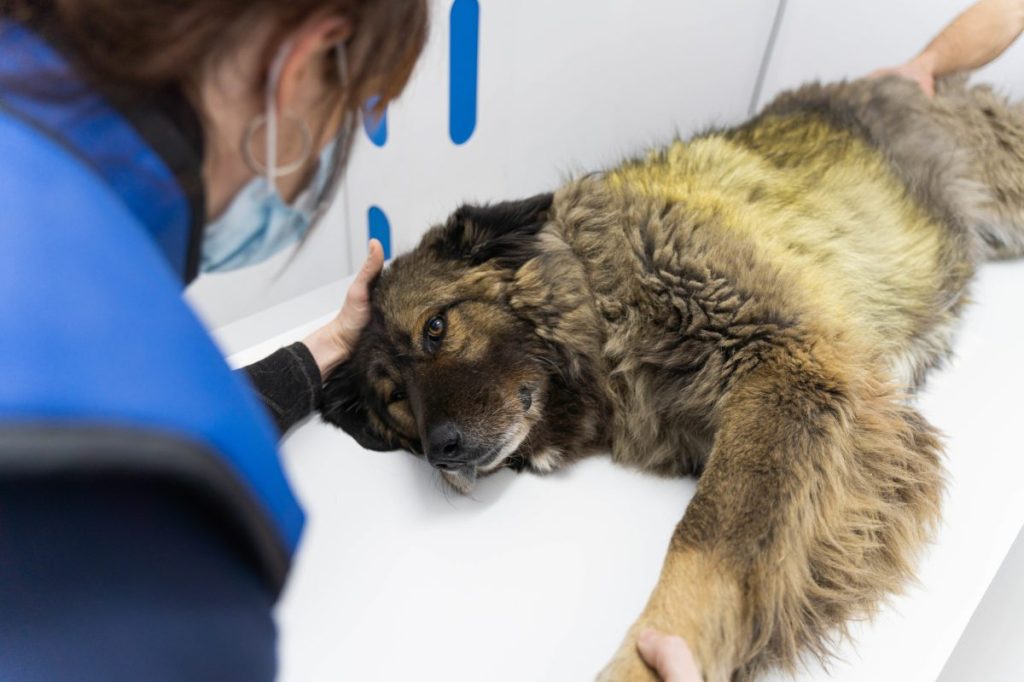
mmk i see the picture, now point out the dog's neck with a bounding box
[504,211,613,460]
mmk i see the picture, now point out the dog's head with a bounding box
[322,193,564,493]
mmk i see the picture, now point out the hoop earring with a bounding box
[241,113,313,178]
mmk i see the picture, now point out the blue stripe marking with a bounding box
[368,206,392,260]
[363,96,388,147]
[449,0,479,145]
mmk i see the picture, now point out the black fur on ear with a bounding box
[435,192,554,267]
[320,361,393,452]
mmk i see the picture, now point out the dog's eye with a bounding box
[426,315,446,339]
[388,389,407,405]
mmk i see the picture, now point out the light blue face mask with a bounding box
[201,139,337,273]
[201,42,353,274]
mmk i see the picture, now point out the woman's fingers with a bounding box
[306,241,388,377]
[358,239,385,287]
[345,239,385,307]
[868,62,936,97]
[335,240,385,340]
[636,629,701,682]
[343,240,384,312]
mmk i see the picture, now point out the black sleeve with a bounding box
[242,342,323,435]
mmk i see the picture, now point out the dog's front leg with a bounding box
[598,350,943,681]
[597,545,742,682]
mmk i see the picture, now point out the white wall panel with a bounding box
[757,0,1024,110]
[344,0,782,267]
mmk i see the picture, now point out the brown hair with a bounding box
[4,0,429,114]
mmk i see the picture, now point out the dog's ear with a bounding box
[320,363,393,452]
[437,192,554,266]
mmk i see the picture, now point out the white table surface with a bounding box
[220,261,1024,682]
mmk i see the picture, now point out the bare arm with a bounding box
[872,0,1024,95]
[921,0,1024,76]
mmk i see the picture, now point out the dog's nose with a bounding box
[426,422,463,468]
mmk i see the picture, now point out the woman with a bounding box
[0,2,421,680]
[0,1,693,680]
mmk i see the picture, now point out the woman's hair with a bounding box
[4,0,429,114]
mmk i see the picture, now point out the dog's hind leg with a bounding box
[597,344,943,681]
[934,78,1024,261]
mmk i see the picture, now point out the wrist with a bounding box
[302,324,351,380]
[911,49,941,78]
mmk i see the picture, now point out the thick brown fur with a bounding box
[320,75,1024,680]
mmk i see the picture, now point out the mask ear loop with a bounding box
[264,40,285,191]
[305,45,355,226]
[241,38,313,188]
[272,40,360,278]
[273,41,358,280]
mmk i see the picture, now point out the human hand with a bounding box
[868,53,937,97]
[303,239,385,379]
[636,629,702,682]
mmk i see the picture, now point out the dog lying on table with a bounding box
[319,75,1024,680]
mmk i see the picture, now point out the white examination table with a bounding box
[219,260,1024,682]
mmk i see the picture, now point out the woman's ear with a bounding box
[275,15,353,114]
[436,193,555,267]
[267,15,352,202]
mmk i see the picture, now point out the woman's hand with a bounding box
[868,54,937,97]
[868,0,1024,99]
[636,629,702,682]
[303,240,385,379]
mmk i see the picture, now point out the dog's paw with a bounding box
[595,638,659,682]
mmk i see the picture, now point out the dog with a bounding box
[320,75,1024,680]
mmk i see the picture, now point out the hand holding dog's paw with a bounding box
[597,626,701,682]
[636,629,702,682]
[596,637,659,682]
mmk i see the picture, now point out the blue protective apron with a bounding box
[0,20,304,592]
